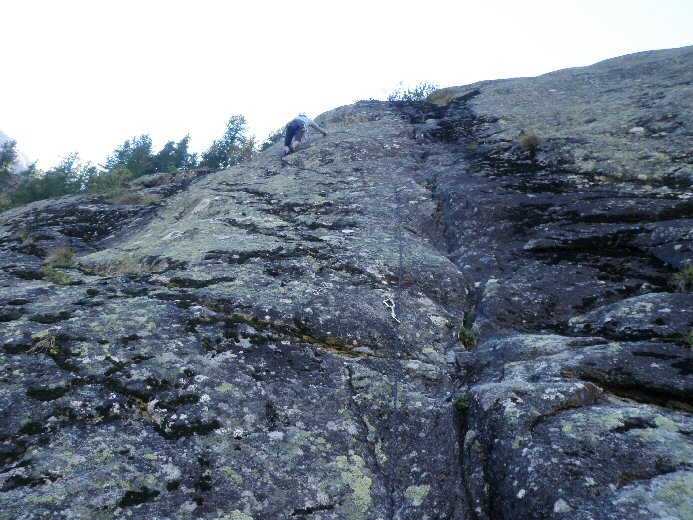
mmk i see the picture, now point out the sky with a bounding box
[1,0,692,169]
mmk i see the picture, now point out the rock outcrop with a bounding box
[1,46,691,519]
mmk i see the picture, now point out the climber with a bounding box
[283,113,328,156]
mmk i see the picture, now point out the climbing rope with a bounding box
[386,177,405,520]
[298,127,407,518]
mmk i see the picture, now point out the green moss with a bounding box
[562,422,574,434]
[404,484,430,506]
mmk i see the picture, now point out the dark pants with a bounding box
[284,120,304,149]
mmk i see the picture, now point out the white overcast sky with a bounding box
[1,0,692,168]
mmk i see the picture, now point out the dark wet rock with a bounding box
[1,46,692,519]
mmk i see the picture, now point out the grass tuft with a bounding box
[457,325,477,348]
[454,393,470,412]
[681,330,693,349]
[45,246,74,267]
[674,265,693,292]
[518,130,541,153]
[426,87,465,107]
[29,334,59,356]
[90,256,144,276]
[17,227,34,246]
[107,191,161,206]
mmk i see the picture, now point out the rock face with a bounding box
[1,46,692,519]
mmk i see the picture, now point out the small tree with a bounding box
[10,153,98,205]
[151,135,198,173]
[387,81,439,102]
[105,135,155,178]
[0,140,18,179]
[259,128,284,152]
[200,115,250,170]
[47,153,98,194]
[87,165,133,194]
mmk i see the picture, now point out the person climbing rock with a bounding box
[283,113,327,156]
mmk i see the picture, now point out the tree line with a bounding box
[0,115,282,210]
[0,82,439,211]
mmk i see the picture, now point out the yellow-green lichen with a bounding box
[607,342,622,351]
[653,474,693,517]
[27,493,65,505]
[215,512,253,520]
[219,466,244,485]
[364,418,387,466]
[335,455,372,517]
[599,412,625,430]
[215,382,240,396]
[404,484,430,507]
[654,415,679,432]
[94,445,114,463]
[512,436,526,449]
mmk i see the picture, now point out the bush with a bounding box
[87,165,133,194]
[200,115,252,170]
[9,153,98,207]
[518,130,541,153]
[45,246,74,267]
[259,128,284,152]
[457,325,477,348]
[674,265,693,292]
[387,81,439,102]
[150,135,198,173]
[42,265,72,285]
[454,393,470,411]
[29,333,59,356]
[681,330,693,349]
